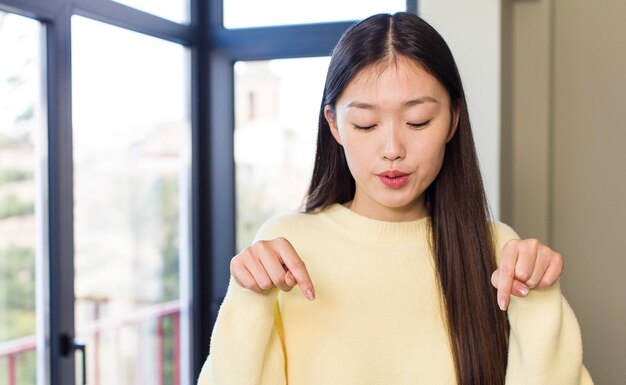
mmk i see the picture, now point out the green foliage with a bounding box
[16,350,36,384]
[0,246,36,341]
[157,177,179,302]
[0,245,37,383]
[15,105,34,123]
[0,194,34,219]
[0,169,33,185]
[155,177,179,383]
[161,316,176,385]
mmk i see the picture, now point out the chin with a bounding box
[373,186,425,207]
[375,195,419,210]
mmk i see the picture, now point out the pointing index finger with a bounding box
[274,237,316,301]
[497,240,519,311]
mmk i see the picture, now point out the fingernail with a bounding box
[519,287,529,297]
[498,297,506,311]
[306,288,315,301]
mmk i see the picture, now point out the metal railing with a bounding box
[0,335,37,385]
[0,300,181,385]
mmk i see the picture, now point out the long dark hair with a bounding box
[305,12,509,384]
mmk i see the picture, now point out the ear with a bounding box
[446,108,460,143]
[324,105,342,145]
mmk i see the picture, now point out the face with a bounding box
[324,55,458,222]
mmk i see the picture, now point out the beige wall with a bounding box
[504,1,626,383]
[419,0,503,218]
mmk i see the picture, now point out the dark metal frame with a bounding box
[0,1,417,384]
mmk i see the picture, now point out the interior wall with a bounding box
[416,0,624,381]
[419,0,502,218]
[507,1,626,383]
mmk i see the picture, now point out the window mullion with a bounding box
[45,5,76,385]
[72,0,194,46]
[211,21,354,61]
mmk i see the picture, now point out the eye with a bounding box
[353,124,376,131]
[407,120,430,129]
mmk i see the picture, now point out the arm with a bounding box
[492,223,593,384]
[505,282,594,384]
[197,277,286,385]
[197,219,290,385]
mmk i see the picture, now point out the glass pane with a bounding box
[112,0,188,24]
[0,11,42,385]
[225,0,406,29]
[234,57,329,251]
[72,16,190,385]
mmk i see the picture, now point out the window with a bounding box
[224,0,405,29]
[112,0,188,24]
[72,16,190,385]
[234,57,329,251]
[0,11,43,385]
[0,1,414,384]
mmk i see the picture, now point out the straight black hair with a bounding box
[305,12,509,384]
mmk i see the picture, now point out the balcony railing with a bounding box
[0,300,181,385]
[0,335,37,385]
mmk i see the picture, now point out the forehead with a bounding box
[338,56,449,107]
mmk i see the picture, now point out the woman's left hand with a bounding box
[491,238,564,311]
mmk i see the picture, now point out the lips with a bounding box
[378,170,409,178]
[378,170,410,188]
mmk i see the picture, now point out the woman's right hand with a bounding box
[230,237,316,301]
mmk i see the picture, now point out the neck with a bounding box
[345,194,427,222]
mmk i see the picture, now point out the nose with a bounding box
[382,124,405,161]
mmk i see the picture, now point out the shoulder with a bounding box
[489,221,521,266]
[252,205,340,248]
[490,220,521,245]
[252,210,318,243]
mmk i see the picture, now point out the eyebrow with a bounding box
[346,96,439,110]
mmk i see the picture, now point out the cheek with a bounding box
[413,137,447,177]
[337,128,371,174]
[429,147,446,178]
[341,142,368,178]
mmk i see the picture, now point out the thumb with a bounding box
[511,279,530,298]
[492,269,530,297]
[491,269,499,288]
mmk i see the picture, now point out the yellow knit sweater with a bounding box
[198,203,593,384]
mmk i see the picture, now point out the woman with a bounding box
[199,12,593,385]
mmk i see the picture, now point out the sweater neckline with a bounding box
[320,203,431,243]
